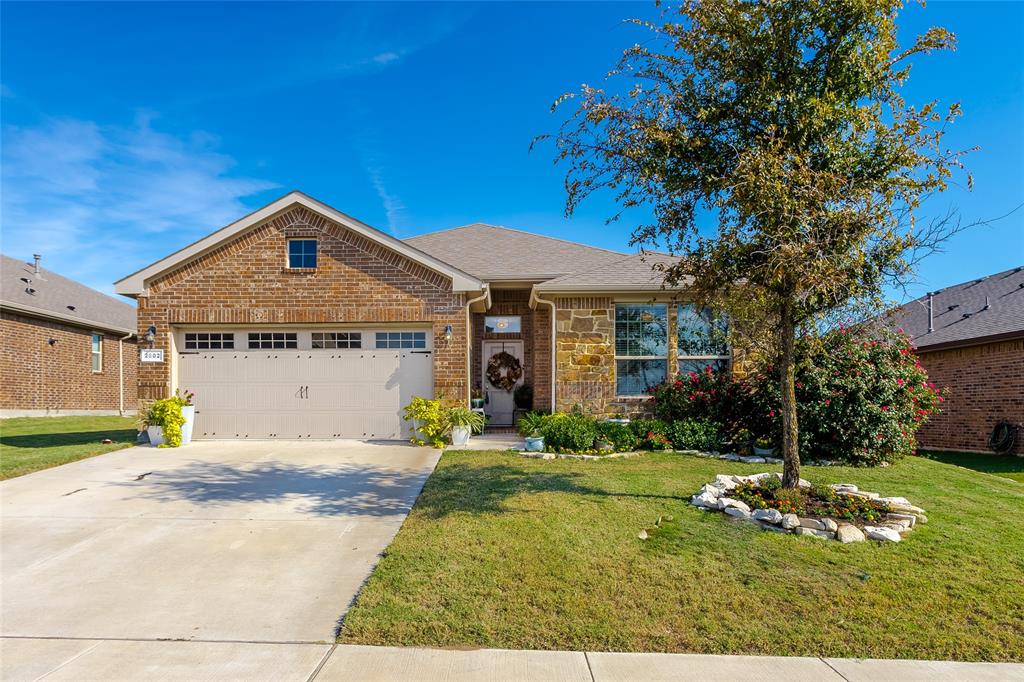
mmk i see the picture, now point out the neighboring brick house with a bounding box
[887,266,1024,454]
[114,191,728,440]
[1,254,138,416]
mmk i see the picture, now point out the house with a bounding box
[114,191,726,440]
[1,254,138,416]
[887,266,1024,454]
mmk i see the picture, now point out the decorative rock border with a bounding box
[520,451,644,461]
[691,472,927,543]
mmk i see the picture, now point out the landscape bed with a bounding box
[339,450,1024,661]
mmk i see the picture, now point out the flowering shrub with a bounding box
[750,327,945,466]
[648,366,753,441]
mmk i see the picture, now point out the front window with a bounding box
[614,304,667,395]
[91,333,103,372]
[287,239,317,268]
[484,316,521,334]
[376,331,427,349]
[248,332,298,349]
[677,304,730,374]
[312,332,362,349]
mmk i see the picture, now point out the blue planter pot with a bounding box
[524,436,545,452]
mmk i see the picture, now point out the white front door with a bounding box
[481,340,523,426]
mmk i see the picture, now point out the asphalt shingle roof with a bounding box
[887,265,1024,349]
[1,254,136,333]
[403,223,626,281]
[535,252,685,292]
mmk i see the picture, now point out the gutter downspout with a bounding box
[529,288,557,413]
[118,332,135,415]
[464,285,491,404]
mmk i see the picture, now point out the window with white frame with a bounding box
[312,332,361,349]
[677,304,730,374]
[90,333,103,372]
[184,332,235,350]
[614,304,667,396]
[375,331,427,349]
[287,239,317,269]
[247,332,298,349]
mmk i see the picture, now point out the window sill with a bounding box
[614,395,654,401]
[283,267,317,274]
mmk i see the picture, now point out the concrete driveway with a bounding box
[1,439,439,674]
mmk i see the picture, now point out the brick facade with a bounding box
[136,206,469,406]
[915,338,1024,453]
[0,310,138,414]
[470,289,551,411]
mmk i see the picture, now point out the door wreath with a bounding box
[486,351,523,391]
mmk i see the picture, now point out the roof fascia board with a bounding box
[913,330,1024,353]
[115,192,484,295]
[1,301,135,335]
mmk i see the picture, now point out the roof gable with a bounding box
[403,223,625,281]
[1,254,136,333]
[115,192,484,295]
[887,266,1024,349]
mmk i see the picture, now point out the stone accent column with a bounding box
[554,298,614,414]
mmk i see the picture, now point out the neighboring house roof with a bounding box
[114,191,485,295]
[1,254,136,334]
[887,265,1024,350]
[403,223,626,282]
[534,251,683,293]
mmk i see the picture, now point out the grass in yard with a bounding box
[340,450,1024,661]
[918,449,1024,484]
[0,416,138,479]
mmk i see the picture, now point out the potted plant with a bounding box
[605,410,630,426]
[517,411,547,452]
[753,436,775,457]
[141,395,189,447]
[177,389,196,446]
[139,405,163,447]
[513,383,533,410]
[470,385,485,409]
[447,406,486,447]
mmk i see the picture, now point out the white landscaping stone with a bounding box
[864,526,902,542]
[718,498,751,513]
[764,457,784,464]
[752,508,783,524]
[795,527,834,540]
[781,513,800,530]
[724,507,751,519]
[831,483,858,493]
[878,496,912,506]
[836,524,866,543]
[721,453,742,461]
[821,518,839,533]
[799,518,826,531]
[714,474,738,490]
[699,483,723,497]
[740,456,767,464]
[691,492,719,508]
[887,513,917,528]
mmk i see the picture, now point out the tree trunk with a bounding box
[779,302,801,489]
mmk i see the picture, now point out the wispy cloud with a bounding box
[367,167,407,235]
[1,115,277,293]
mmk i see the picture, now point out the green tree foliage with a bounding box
[547,0,970,486]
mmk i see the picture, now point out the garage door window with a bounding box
[376,331,427,349]
[312,332,362,349]
[248,332,298,349]
[184,332,235,350]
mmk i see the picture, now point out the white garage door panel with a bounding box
[178,347,432,440]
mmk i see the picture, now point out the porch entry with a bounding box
[481,339,523,426]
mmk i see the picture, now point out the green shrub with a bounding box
[648,367,752,441]
[541,412,597,452]
[595,420,639,451]
[667,419,721,451]
[629,419,671,450]
[403,397,449,448]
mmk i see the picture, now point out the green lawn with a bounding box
[0,416,138,480]
[918,449,1024,484]
[340,450,1024,662]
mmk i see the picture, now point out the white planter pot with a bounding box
[180,405,195,445]
[450,425,471,447]
[147,425,164,447]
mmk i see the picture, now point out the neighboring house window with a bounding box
[184,332,235,350]
[484,316,521,334]
[614,304,667,396]
[677,304,730,374]
[287,239,317,268]
[376,331,427,349]
[91,333,103,372]
[312,332,362,349]
[248,332,298,349]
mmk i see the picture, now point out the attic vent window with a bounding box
[287,239,317,269]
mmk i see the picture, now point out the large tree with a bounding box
[547,0,970,487]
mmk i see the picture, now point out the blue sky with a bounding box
[2,1,1021,300]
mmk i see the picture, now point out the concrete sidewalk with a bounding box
[3,640,1021,681]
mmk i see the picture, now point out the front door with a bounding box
[481,340,523,426]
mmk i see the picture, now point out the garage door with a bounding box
[176,329,432,439]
